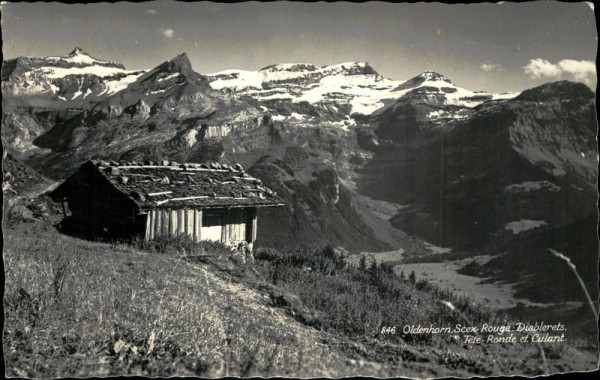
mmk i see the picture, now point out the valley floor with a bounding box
[395,257,549,310]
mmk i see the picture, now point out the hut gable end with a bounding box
[50,161,140,212]
[49,161,146,238]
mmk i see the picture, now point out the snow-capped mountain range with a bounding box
[3,48,519,125]
[208,64,517,117]
[1,48,521,161]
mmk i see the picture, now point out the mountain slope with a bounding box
[361,81,597,246]
[357,80,598,301]
[1,223,364,377]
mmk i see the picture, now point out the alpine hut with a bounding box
[50,159,285,248]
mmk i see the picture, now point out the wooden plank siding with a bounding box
[222,209,246,243]
[144,207,254,244]
[154,209,161,237]
[194,209,202,242]
[252,213,258,242]
[169,210,177,236]
[185,210,194,239]
[177,209,185,235]
[161,209,169,236]
[145,210,154,240]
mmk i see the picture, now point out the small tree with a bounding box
[368,260,378,274]
[381,263,394,275]
[409,270,417,284]
[359,255,367,271]
[272,264,281,285]
[368,260,380,285]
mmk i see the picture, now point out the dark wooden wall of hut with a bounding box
[55,162,145,240]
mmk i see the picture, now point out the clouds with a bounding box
[523,58,596,86]
[523,59,562,78]
[146,9,157,15]
[480,62,503,72]
[161,29,175,38]
[558,59,596,83]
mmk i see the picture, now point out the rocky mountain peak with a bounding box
[321,61,379,76]
[68,47,88,56]
[417,71,452,83]
[94,52,212,112]
[515,81,595,103]
[154,53,198,78]
[393,71,454,92]
[170,52,192,68]
[138,52,212,91]
[260,63,319,73]
[60,47,125,68]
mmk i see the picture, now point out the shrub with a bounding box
[250,243,510,347]
[132,235,230,257]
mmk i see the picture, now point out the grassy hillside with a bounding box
[4,222,347,377]
[3,216,598,378]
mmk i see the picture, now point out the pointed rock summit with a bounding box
[170,52,192,69]
[60,47,125,69]
[68,47,88,56]
[148,52,211,89]
[94,52,212,111]
[152,53,201,81]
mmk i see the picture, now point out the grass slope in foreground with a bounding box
[3,219,598,378]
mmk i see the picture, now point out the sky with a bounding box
[1,1,597,93]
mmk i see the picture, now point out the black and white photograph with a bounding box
[1,1,598,378]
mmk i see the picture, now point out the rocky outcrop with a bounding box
[309,167,340,206]
[2,113,49,154]
[124,99,151,119]
[248,155,392,252]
